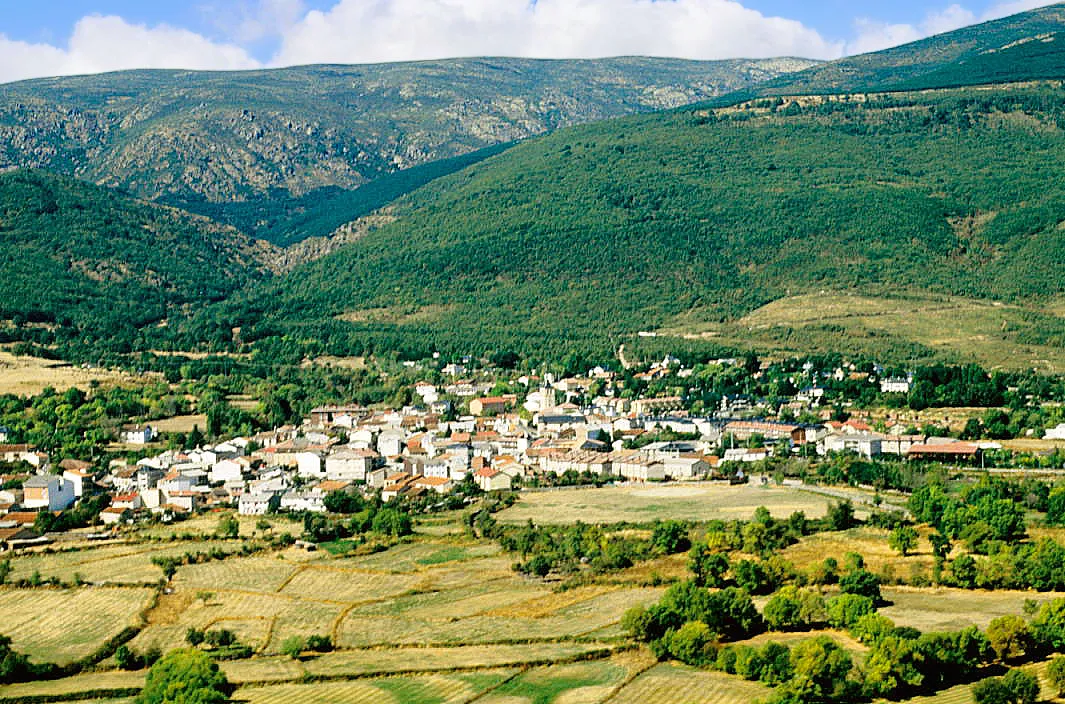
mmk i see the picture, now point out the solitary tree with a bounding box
[137,648,229,704]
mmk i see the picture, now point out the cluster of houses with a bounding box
[0,364,1000,543]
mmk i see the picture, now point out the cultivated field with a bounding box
[497,484,836,525]
[6,495,1062,704]
[235,670,515,704]
[148,414,208,433]
[0,587,154,665]
[881,587,1065,632]
[5,539,242,584]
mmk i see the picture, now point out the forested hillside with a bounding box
[0,170,276,350]
[192,80,1065,364]
[0,56,812,243]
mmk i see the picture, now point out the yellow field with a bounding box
[7,540,240,584]
[135,514,303,539]
[0,350,139,395]
[661,292,1065,372]
[611,662,772,704]
[497,484,835,526]
[781,527,936,581]
[881,587,1065,632]
[235,669,516,704]
[0,670,142,700]
[149,414,208,433]
[0,586,154,664]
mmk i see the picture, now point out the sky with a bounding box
[0,0,1057,84]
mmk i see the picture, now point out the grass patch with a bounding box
[414,547,471,566]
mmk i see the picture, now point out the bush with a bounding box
[281,636,304,660]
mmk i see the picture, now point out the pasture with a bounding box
[496,484,835,526]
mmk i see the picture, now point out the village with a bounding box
[1,353,1052,549]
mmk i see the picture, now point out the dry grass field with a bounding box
[0,587,154,665]
[661,292,1065,372]
[881,587,1065,632]
[5,540,239,584]
[148,414,208,433]
[497,484,835,526]
[611,662,773,704]
[781,526,937,580]
[236,670,517,704]
[0,350,139,395]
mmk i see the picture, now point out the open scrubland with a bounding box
[0,482,1058,704]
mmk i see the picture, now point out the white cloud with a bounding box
[271,0,844,66]
[234,0,307,43]
[0,15,260,84]
[982,0,1059,21]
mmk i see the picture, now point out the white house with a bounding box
[210,459,245,484]
[62,468,93,498]
[1045,423,1065,440]
[120,426,156,445]
[822,432,883,459]
[663,456,710,480]
[612,454,665,482]
[279,489,326,513]
[377,431,406,458]
[474,468,512,492]
[325,449,377,482]
[880,377,912,394]
[0,427,8,443]
[295,452,324,478]
[22,475,75,511]
[239,492,280,515]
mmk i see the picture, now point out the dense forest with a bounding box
[0,171,274,347]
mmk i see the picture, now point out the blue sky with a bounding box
[0,0,1056,83]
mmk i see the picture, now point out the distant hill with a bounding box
[196,5,1065,367]
[0,170,276,349]
[0,57,813,243]
[718,2,1065,100]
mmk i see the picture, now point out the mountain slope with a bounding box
[0,170,276,349]
[0,57,813,211]
[200,77,1065,363]
[718,2,1065,100]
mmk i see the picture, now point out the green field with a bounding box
[496,484,836,526]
